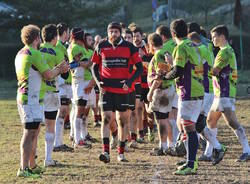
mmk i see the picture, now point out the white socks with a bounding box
[45,132,55,162]
[70,104,76,138]
[54,117,64,147]
[203,127,221,150]
[74,118,82,144]
[234,126,250,153]
[160,141,168,151]
[80,118,87,140]
[170,119,179,145]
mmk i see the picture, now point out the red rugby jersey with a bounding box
[91,38,142,94]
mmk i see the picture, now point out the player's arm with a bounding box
[91,47,102,88]
[42,61,69,80]
[126,62,143,88]
[211,50,227,76]
[164,47,185,80]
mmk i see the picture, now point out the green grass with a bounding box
[1,92,250,183]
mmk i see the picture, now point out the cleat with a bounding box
[137,137,145,143]
[198,154,212,162]
[99,152,110,163]
[148,133,155,142]
[165,147,177,156]
[85,133,97,143]
[235,153,250,162]
[53,144,74,152]
[173,165,197,175]
[177,159,198,171]
[30,165,46,174]
[212,144,227,165]
[150,147,166,156]
[74,140,92,149]
[110,136,118,150]
[44,159,60,167]
[128,140,137,148]
[93,121,101,127]
[117,154,129,162]
[125,143,129,152]
[17,168,41,178]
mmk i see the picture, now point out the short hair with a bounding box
[70,27,84,41]
[148,33,163,48]
[156,25,171,39]
[187,22,201,34]
[132,27,143,36]
[200,27,207,38]
[21,24,40,45]
[170,19,187,38]
[188,32,201,43]
[120,22,127,29]
[128,22,137,30]
[123,29,132,36]
[42,24,57,42]
[107,22,122,33]
[84,33,91,38]
[210,25,229,40]
[57,22,68,36]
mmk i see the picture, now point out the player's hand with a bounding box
[165,53,173,65]
[120,80,129,91]
[84,86,92,94]
[147,91,153,102]
[58,61,69,73]
[99,81,106,94]
[139,48,146,58]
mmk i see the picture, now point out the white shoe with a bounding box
[44,159,60,167]
[110,137,118,149]
[117,154,128,162]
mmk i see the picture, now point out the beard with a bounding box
[109,35,120,45]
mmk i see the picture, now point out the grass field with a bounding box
[0,82,250,183]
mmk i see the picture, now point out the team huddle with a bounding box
[14,18,250,178]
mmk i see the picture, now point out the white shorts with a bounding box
[72,80,88,101]
[148,85,175,114]
[177,99,203,123]
[87,88,96,108]
[172,92,179,109]
[17,103,44,123]
[44,92,60,112]
[210,97,235,112]
[59,84,73,99]
[201,93,214,116]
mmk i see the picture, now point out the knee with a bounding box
[59,109,67,118]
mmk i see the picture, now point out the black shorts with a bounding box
[135,84,141,99]
[154,111,169,120]
[128,91,136,111]
[24,122,40,129]
[60,98,71,106]
[94,85,100,94]
[140,87,149,103]
[44,111,58,120]
[100,91,129,112]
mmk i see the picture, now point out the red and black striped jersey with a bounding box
[91,38,142,94]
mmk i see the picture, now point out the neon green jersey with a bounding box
[83,48,93,81]
[213,44,237,98]
[199,44,214,93]
[56,40,72,84]
[67,43,86,83]
[40,42,64,92]
[15,46,49,105]
[162,39,176,55]
[148,48,173,89]
[173,39,204,100]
